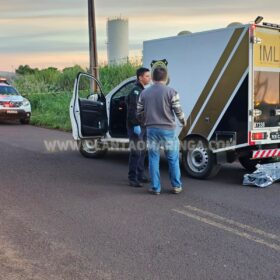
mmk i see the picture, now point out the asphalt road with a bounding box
[0,122,279,280]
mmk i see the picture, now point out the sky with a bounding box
[0,0,279,71]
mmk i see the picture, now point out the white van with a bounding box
[70,21,280,179]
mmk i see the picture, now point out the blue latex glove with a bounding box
[133,125,141,136]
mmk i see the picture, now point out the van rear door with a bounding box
[253,26,280,131]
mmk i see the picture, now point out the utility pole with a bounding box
[88,0,99,90]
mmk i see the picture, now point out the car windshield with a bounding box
[0,85,19,95]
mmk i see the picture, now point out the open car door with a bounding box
[70,72,108,140]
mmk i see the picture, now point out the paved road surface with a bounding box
[0,122,279,280]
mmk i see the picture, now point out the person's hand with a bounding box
[180,119,186,127]
[133,125,141,136]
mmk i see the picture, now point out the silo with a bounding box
[107,18,129,64]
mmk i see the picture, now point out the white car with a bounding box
[70,72,136,158]
[0,78,31,124]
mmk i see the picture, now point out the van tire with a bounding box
[239,155,279,172]
[182,137,221,179]
[78,139,108,159]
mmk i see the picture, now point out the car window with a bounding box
[112,81,135,99]
[0,86,19,95]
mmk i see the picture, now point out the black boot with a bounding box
[129,180,144,188]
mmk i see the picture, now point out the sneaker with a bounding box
[138,176,151,184]
[171,187,183,194]
[148,188,160,195]
[129,180,144,188]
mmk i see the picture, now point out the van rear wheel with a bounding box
[78,139,108,159]
[182,137,221,179]
[239,155,279,172]
[238,156,259,172]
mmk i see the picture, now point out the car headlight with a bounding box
[23,98,30,106]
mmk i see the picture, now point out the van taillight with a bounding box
[252,132,267,140]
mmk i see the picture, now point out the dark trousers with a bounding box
[128,127,147,182]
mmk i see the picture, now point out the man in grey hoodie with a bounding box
[137,67,186,195]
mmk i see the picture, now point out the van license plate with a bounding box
[270,132,280,140]
[6,110,18,114]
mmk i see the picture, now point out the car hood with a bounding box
[0,95,24,102]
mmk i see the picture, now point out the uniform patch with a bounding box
[134,90,140,95]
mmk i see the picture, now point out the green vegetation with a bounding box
[26,93,72,131]
[13,63,140,131]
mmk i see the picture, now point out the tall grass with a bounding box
[99,63,138,93]
[28,93,72,131]
[14,63,139,95]
[12,62,140,131]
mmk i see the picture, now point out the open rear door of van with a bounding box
[251,26,280,143]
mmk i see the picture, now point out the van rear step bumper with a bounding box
[252,149,280,159]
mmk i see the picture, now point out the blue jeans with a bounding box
[147,128,182,192]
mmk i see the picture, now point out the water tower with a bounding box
[107,18,129,64]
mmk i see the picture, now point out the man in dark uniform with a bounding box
[126,67,151,187]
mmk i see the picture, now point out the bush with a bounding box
[12,62,141,131]
[13,62,139,96]
[59,65,86,92]
[28,93,72,131]
[13,65,86,95]
[99,63,138,93]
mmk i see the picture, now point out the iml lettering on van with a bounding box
[254,31,280,68]
[259,45,279,63]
